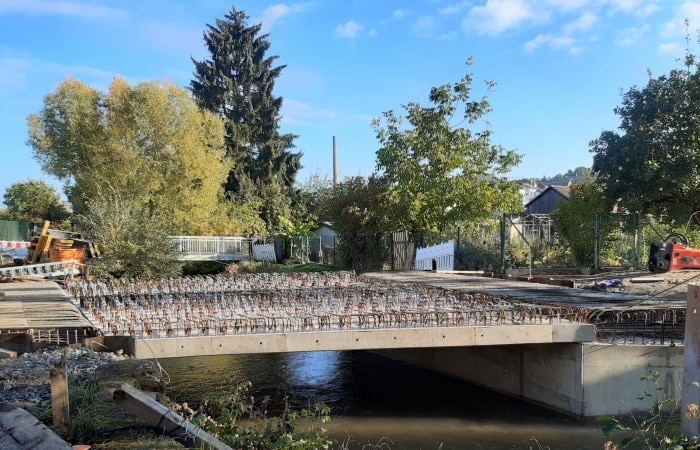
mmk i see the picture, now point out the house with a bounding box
[310,222,338,264]
[524,185,570,215]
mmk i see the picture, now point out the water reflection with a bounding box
[156,351,621,449]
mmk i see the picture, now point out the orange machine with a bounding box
[649,239,700,273]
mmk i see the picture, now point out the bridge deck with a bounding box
[1,270,683,358]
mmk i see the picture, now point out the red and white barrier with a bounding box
[0,241,31,249]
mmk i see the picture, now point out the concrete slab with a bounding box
[361,270,671,309]
[130,323,595,359]
[0,406,73,450]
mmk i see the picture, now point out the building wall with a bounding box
[525,188,568,215]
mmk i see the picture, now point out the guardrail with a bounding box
[172,236,252,261]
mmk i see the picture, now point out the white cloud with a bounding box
[606,0,659,15]
[614,24,649,46]
[524,33,575,52]
[462,0,545,35]
[661,3,700,38]
[259,2,314,32]
[658,42,683,54]
[0,0,126,18]
[392,9,410,19]
[440,1,471,15]
[334,20,363,39]
[411,15,437,36]
[0,54,29,89]
[563,12,597,33]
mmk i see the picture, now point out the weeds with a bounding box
[598,371,700,449]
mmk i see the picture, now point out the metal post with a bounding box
[500,213,506,274]
[594,214,600,270]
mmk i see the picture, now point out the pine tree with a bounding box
[191,6,301,230]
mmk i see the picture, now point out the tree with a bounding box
[372,59,523,233]
[551,179,614,266]
[590,56,700,225]
[75,193,182,278]
[292,172,334,224]
[2,179,70,223]
[27,76,231,235]
[191,6,302,231]
[320,175,391,271]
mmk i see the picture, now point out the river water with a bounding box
[156,351,631,449]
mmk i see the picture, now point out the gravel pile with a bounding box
[0,346,155,406]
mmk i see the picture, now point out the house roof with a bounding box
[523,185,570,208]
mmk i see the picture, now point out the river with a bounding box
[156,351,634,449]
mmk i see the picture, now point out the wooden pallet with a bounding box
[25,221,52,264]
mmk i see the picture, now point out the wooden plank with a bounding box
[50,349,69,438]
[40,220,51,235]
[31,235,52,264]
[113,383,233,450]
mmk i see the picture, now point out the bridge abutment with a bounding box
[379,342,683,418]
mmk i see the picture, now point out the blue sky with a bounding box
[0,0,697,205]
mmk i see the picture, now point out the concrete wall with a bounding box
[381,342,683,417]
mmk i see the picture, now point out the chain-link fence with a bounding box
[500,212,675,272]
[287,212,684,273]
[288,236,338,265]
[413,213,676,273]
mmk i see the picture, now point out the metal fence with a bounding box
[416,213,676,273]
[289,236,337,265]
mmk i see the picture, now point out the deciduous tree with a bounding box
[2,179,70,223]
[191,6,301,231]
[372,59,522,233]
[320,175,391,271]
[27,77,231,235]
[590,55,700,224]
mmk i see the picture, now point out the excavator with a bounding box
[648,233,700,272]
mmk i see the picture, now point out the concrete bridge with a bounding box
[0,270,688,418]
[65,271,594,358]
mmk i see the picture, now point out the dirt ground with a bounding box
[566,268,700,302]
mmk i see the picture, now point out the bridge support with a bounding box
[380,342,683,418]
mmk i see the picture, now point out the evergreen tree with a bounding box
[191,6,301,231]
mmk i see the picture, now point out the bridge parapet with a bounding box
[172,236,251,261]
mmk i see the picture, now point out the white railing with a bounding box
[415,240,455,271]
[171,236,252,261]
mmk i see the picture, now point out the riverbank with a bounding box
[0,346,183,449]
[0,346,157,410]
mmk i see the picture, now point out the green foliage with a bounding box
[2,178,70,223]
[193,380,336,449]
[292,172,334,225]
[75,193,183,278]
[191,6,301,231]
[598,372,700,450]
[36,378,105,444]
[27,76,230,235]
[372,58,523,233]
[319,175,391,272]
[458,233,501,271]
[542,166,593,184]
[552,180,617,267]
[590,55,700,226]
[279,216,317,237]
